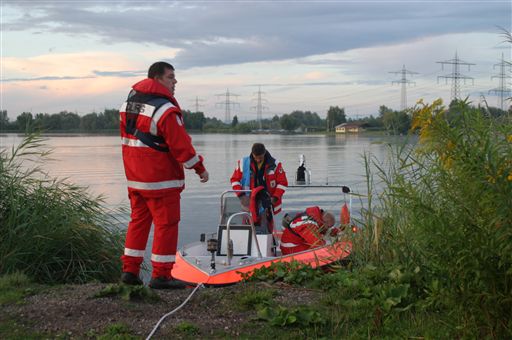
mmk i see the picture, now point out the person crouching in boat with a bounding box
[230,143,288,232]
[280,206,336,255]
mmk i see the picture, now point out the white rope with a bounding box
[145,283,205,340]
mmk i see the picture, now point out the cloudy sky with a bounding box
[1,0,511,121]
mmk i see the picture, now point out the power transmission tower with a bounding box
[389,65,418,111]
[251,85,268,130]
[489,53,511,111]
[191,96,205,113]
[215,89,240,123]
[437,52,475,101]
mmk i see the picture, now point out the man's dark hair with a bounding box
[251,143,266,156]
[148,61,174,79]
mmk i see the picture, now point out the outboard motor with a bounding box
[295,154,311,185]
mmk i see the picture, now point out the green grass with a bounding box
[0,318,48,340]
[96,323,137,340]
[0,272,41,305]
[0,133,125,284]
[174,321,200,336]
[94,283,160,302]
[233,286,277,310]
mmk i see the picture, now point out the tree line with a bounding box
[1,101,508,135]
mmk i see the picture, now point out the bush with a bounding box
[0,134,124,284]
[357,99,512,337]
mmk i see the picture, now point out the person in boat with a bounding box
[280,206,337,255]
[119,61,209,289]
[230,143,288,230]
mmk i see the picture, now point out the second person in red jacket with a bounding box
[230,143,288,218]
[280,206,336,255]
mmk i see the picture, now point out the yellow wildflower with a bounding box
[507,135,512,143]
[446,140,455,150]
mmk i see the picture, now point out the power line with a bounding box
[251,85,268,129]
[389,64,418,111]
[489,53,511,111]
[190,96,205,113]
[437,52,475,101]
[215,89,240,123]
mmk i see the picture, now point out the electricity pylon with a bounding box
[191,96,205,113]
[215,89,240,123]
[389,65,418,111]
[437,52,475,101]
[251,85,268,129]
[489,53,511,111]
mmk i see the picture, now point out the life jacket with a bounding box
[120,78,203,196]
[123,90,170,152]
[282,207,323,240]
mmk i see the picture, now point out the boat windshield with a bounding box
[219,196,250,226]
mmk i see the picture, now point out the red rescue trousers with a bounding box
[121,191,180,278]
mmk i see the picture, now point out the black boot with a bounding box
[149,277,187,290]
[120,272,143,285]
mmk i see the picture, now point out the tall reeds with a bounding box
[356,99,512,336]
[0,134,124,284]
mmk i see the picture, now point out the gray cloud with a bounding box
[245,80,387,87]
[4,1,511,69]
[92,70,145,77]
[3,75,95,82]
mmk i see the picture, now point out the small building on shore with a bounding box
[335,123,364,133]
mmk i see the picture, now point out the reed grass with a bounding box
[0,134,124,284]
[354,99,512,336]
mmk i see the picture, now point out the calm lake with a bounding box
[0,133,402,247]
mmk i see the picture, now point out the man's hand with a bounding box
[199,170,209,183]
[271,196,278,205]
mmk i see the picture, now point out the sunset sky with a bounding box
[1,1,511,122]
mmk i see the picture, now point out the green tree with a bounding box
[380,105,410,135]
[0,110,8,130]
[101,109,120,130]
[16,112,34,131]
[80,113,98,131]
[326,106,346,131]
[58,111,81,130]
[231,115,239,127]
[280,114,299,131]
[182,110,205,130]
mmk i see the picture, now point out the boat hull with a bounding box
[171,240,352,286]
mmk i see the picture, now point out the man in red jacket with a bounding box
[119,61,209,289]
[230,143,288,231]
[280,206,336,255]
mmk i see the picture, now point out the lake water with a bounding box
[0,132,400,247]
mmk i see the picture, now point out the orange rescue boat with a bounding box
[171,189,353,286]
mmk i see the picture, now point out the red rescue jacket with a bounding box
[280,206,326,255]
[120,79,205,197]
[230,153,287,214]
